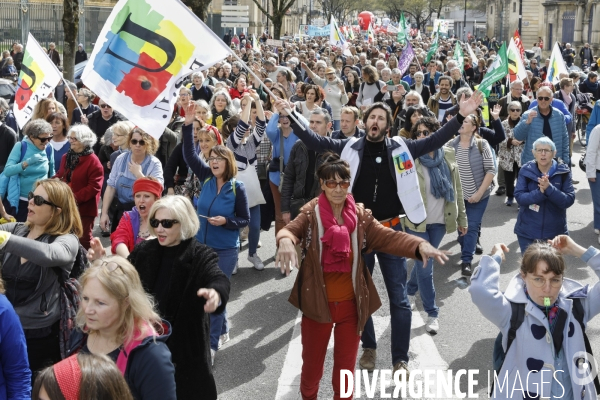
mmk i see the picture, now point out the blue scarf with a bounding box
[419,148,454,202]
[585,78,599,92]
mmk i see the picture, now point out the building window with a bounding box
[513,2,516,12]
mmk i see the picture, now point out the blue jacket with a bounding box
[514,159,574,240]
[528,98,572,126]
[586,100,600,144]
[0,294,30,400]
[180,124,250,250]
[513,107,570,165]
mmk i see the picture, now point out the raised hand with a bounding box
[87,237,106,261]
[459,90,484,117]
[183,101,197,126]
[549,235,586,258]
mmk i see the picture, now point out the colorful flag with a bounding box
[82,0,231,138]
[13,33,63,129]
[253,34,261,53]
[454,40,464,71]
[366,23,375,43]
[346,26,355,40]
[425,26,439,63]
[507,38,528,82]
[466,42,478,64]
[546,42,568,84]
[513,29,525,62]
[397,41,415,75]
[330,16,352,56]
[479,42,508,97]
[397,12,408,45]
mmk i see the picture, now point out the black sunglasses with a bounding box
[37,135,54,143]
[130,139,146,146]
[509,108,521,112]
[149,218,180,229]
[99,104,112,109]
[28,191,58,208]
[537,96,551,101]
[416,130,431,137]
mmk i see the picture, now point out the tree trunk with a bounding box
[183,0,209,22]
[62,0,79,81]
[272,15,283,39]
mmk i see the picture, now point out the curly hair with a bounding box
[127,127,159,156]
[410,117,441,140]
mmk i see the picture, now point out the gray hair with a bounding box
[191,72,203,80]
[403,91,425,109]
[508,100,523,111]
[65,80,77,92]
[310,107,331,124]
[510,80,523,88]
[456,86,473,100]
[209,89,237,116]
[148,195,200,241]
[532,136,556,152]
[381,67,392,75]
[78,88,94,102]
[69,124,97,148]
[102,127,114,145]
[0,98,9,121]
[414,71,424,79]
[537,86,553,97]
[24,119,52,139]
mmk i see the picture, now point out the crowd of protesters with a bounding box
[0,26,599,400]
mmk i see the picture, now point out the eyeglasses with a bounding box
[37,135,54,143]
[535,148,553,154]
[97,261,125,274]
[323,180,351,189]
[537,96,551,101]
[179,93,190,97]
[416,129,431,137]
[509,109,521,112]
[528,276,563,288]
[28,191,58,208]
[512,87,524,91]
[99,104,112,109]
[207,157,226,162]
[149,218,180,229]
[130,139,146,146]
[68,136,79,142]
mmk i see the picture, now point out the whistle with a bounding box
[544,297,551,307]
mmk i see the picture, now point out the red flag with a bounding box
[513,29,525,62]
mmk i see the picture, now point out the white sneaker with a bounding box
[232,262,238,275]
[248,253,265,271]
[408,295,416,311]
[211,349,215,366]
[595,229,600,235]
[218,332,230,349]
[425,317,439,334]
[257,240,262,248]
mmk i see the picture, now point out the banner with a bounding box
[507,38,528,83]
[513,29,525,62]
[425,26,440,63]
[479,42,508,98]
[454,41,464,72]
[13,33,63,129]
[82,0,231,138]
[397,12,408,45]
[398,41,415,75]
[306,25,331,37]
[432,19,449,36]
[546,42,568,84]
[330,16,352,56]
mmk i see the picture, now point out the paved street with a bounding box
[97,144,598,399]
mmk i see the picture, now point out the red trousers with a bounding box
[80,216,95,250]
[301,300,360,400]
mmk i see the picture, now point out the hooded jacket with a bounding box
[514,159,574,240]
[513,107,570,165]
[469,249,600,400]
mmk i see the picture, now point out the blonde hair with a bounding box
[127,127,159,156]
[111,121,135,150]
[26,179,83,237]
[32,98,60,120]
[77,256,162,345]
[148,195,200,240]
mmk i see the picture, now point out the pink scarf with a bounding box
[318,192,357,273]
[560,90,572,107]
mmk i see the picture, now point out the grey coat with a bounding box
[469,249,600,400]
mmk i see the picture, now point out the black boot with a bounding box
[475,238,483,255]
[461,262,472,276]
[495,186,506,196]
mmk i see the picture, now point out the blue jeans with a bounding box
[517,235,537,255]
[332,119,340,131]
[406,224,446,318]
[590,172,600,230]
[361,223,411,365]
[209,247,238,351]
[457,196,489,263]
[248,205,261,255]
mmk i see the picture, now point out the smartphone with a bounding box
[387,84,397,91]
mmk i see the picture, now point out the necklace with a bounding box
[364,141,385,203]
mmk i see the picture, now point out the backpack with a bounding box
[51,241,90,359]
[491,298,600,396]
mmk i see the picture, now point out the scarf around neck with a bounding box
[419,148,454,202]
[318,192,357,273]
[65,146,93,183]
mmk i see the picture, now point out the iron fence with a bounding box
[0,1,113,56]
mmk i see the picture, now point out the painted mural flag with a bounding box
[397,12,408,44]
[507,37,528,82]
[397,41,415,75]
[479,42,508,98]
[81,0,230,138]
[513,29,525,61]
[13,33,63,129]
[454,41,464,72]
[330,16,352,56]
[546,42,568,84]
[425,25,440,63]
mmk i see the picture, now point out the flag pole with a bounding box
[61,78,84,118]
[229,50,305,130]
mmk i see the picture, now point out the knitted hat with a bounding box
[133,178,163,199]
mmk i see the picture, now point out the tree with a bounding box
[248,0,296,39]
[62,0,79,81]
[182,0,212,22]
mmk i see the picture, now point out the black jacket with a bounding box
[128,238,230,400]
[164,142,188,189]
[75,50,87,65]
[330,127,365,140]
[410,83,431,104]
[12,52,23,71]
[87,110,125,154]
[440,104,506,147]
[68,321,176,400]
[0,124,18,173]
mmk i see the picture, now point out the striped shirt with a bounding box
[455,142,495,199]
[226,118,266,171]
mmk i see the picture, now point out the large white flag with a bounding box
[507,38,528,82]
[546,42,568,84]
[330,16,352,56]
[13,33,62,129]
[82,0,231,138]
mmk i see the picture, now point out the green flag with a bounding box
[397,12,407,44]
[454,40,464,71]
[478,42,508,97]
[425,26,439,63]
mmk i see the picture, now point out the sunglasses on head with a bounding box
[323,180,351,189]
[28,191,58,208]
[99,104,112,109]
[149,218,180,229]
[37,135,53,143]
[130,139,146,146]
[537,96,551,101]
